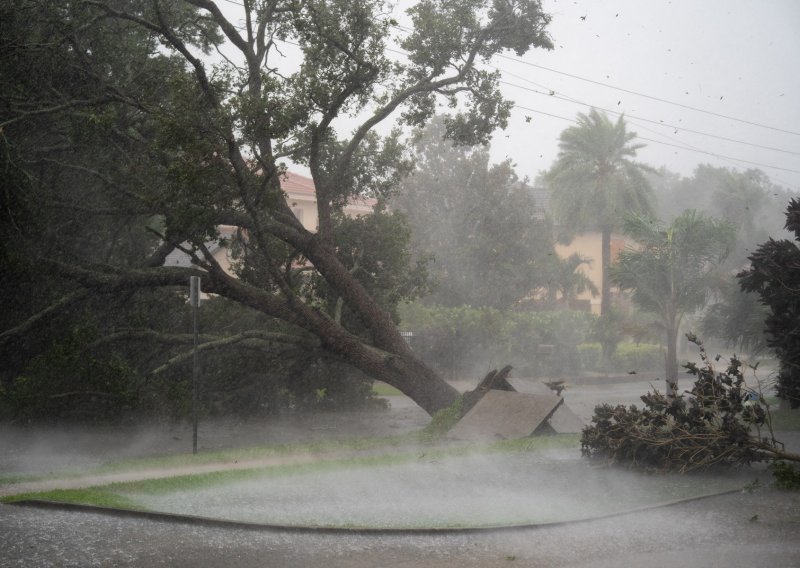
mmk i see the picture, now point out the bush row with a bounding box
[578,342,665,374]
[400,303,663,378]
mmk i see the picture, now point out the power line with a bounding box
[499,79,800,156]
[514,104,800,175]
[193,13,800,181]
[496,54,800,137]
[634,137,800,175]
[390,21,799,137]
[488,57,800,180]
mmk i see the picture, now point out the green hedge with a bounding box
[578,342,664,373]
[399,303,666,378]
[399,304,595,378]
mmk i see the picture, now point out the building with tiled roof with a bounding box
[164,171,377,270]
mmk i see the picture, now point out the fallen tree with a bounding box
[1,0,554,416]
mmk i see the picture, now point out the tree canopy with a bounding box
[393,116,555,309]
[650,164,793,269]
[739,198,800,409]
[0,0,555,417]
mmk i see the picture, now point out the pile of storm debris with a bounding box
[448,366,584,442]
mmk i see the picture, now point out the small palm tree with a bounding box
[547,253,598,307]
[546,109,654,316]
[611,210,735,396]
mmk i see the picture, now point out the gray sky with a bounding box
[218,0,800,191]
[487,0,800,190]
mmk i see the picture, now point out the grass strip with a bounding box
[372,382,404,396]
[0,432,420,486]
[91,432,418,474]
[0,434,582,505]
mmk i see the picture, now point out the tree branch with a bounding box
[0,97,117,130]
[333,36,485,191]
[0,289,91,347]
[184,0,254,63]
[83,0,218,107]
[149,329,320,375]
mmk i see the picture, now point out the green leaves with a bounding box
[398,0,551,146]
[738,198,800,408]
[581,337,774,473]
[547,110,654,236]
[613,210,734,316]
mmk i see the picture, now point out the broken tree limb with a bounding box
[461,364,516,415]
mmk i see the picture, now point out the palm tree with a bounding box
[611,211,735,396]
[546,109,654,316]
[546,252,599,307]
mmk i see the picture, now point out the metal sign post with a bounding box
[189,276,201,455]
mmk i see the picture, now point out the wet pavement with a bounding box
[2,487,799,567]
[2,376,799,567]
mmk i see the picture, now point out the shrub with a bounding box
[420,395,464,442]
[739,198,800,408]
[399,304,593,378]
[771,462,800,490]
[577,342,663,373]
[578,343,602,371]
[2,326,142,423]
[611,343,664,372]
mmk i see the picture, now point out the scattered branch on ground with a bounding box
[581,334,800,473]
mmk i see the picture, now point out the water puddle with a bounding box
[128,453,759,529]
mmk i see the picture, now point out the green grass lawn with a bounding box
[0,432,420,487]
[1,434,581,509]
[372,382,404,396]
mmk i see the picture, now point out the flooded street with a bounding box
[2,487,799,567]
[2,377,800,566]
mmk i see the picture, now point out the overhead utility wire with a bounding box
[636,137,800,175]
[514,104,800,175]
[389,21,800,137]
[496,54,800,137]
[495,66,800,157]
[499,79,800,156]
[490,62,800,181]
[199,15,800,177]
[495,66,800,177]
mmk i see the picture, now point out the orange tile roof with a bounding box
[280,171,377,207]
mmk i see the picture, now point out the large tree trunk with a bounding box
[41,259,461,416]
[203,259,461,416]
[600,226,612,317]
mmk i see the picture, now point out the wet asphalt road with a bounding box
[2,375,799,567]
[2,486,799,567]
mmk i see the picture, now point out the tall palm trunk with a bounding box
[665,306,680,398]
[600,226,612,316]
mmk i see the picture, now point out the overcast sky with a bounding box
[219,0,800,192]
[485,0,800,190]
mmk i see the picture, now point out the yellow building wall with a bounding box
[554,231,627,315]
